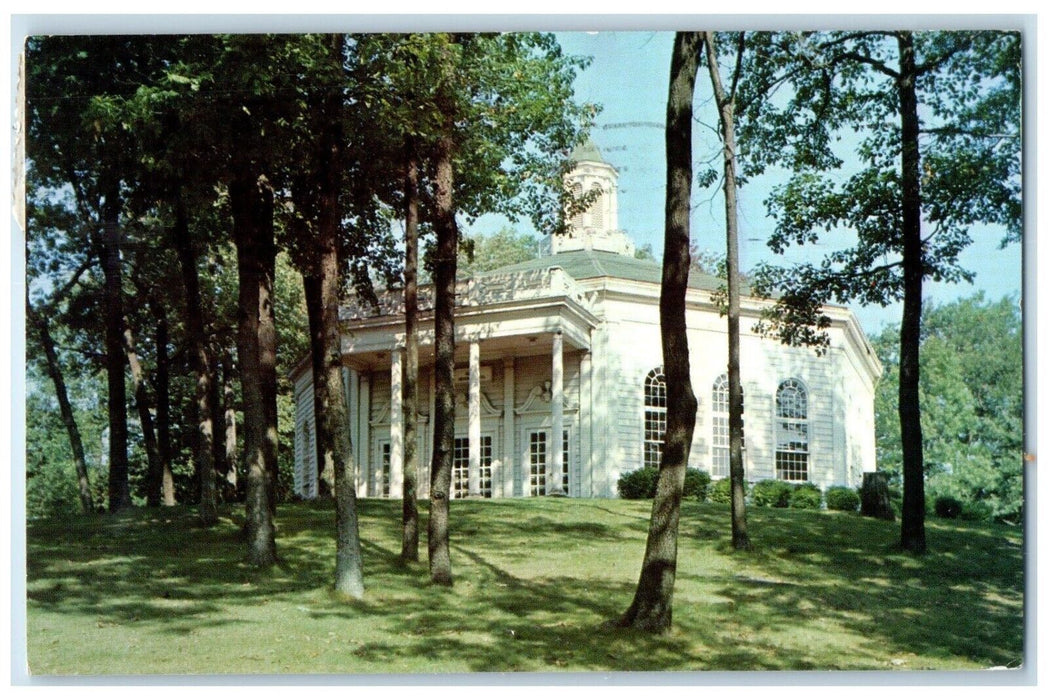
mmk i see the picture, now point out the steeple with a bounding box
[554,138,635,257]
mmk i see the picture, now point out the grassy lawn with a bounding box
[25,498,1024,676]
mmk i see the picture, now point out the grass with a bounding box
[25,498,1024,676]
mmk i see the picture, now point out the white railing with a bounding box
[339,266,595,321]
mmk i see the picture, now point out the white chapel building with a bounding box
[291,143,882,500]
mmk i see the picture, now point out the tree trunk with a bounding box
[27,304,95,514]
[861,472,895,520]
[704,32,751,551]
[303,273,335,498]
[307,33,365,597]
[428,131,458,587]
[232,168,278,566]
[618,31,701,633]
[222,357,239,500]
[153,304,176,506]
[210,350,226,496]
[171,195,218,526]
[897,31,927,554]
[100,180,131,513]
[122,323,162,508]
[401,153,420,562]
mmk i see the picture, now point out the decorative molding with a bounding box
[515,382,579,416]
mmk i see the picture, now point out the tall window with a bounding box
[570,182,584,230]
[589,185,604,228]
[644,366,667,469]
[528,429,569,496]
[711,375,729,478]
[775,379,809,481]
[528,431,548,496]
[372,441,391,497]
[453,436,494,499]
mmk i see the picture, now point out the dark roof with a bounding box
[480,248,737,293]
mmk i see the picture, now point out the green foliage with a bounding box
[707,477,735,505]
[934,496,963,519]
[874,294,1023,523]
[789,483,823,510]
[617,467,711,500]
[751,479,794,508]
[617,467,659,499]
[458,227,541,277]
[825,486,861,512]
[684,469,712,501]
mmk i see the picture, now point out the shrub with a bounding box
[789,483,823,510]
[752,479,793,508]
[617,467,659,499]
[708,477,734,504]
[825,486,860,512]
[684,469,712,501]
[934,496,963,519]
[961,500,993,522]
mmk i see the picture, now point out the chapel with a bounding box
[290,143,882,500]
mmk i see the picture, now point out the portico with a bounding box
[333,267,598,500]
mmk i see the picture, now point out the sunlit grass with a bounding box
[25,498,1024,675]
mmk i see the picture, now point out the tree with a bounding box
[740,31,1021,553]
[702,31,751,551]
[458,227,541,276]
[618,31,701,633]
[873,294,1022,523]
[283,34,367,595]
[349,32,592,584]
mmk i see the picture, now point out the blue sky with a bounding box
[470,31,1024,336]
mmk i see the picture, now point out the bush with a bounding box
[617,467,712,501]
[617,467,659,499]
[752,479,793,508]
[708,477,735,504]
[789,483,823,510]
[825,486,860,512]
[684,469,712,501]
[961,500,994,522]
[934,496,963,519]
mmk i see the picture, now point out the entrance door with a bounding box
[524,428,570,496]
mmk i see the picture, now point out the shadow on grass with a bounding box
[25,498,1024,673]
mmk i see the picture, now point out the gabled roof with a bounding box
[481,248,739,293]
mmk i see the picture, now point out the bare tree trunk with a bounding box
[897,31,926,554]
[428,131,457,587]
[152,304,176,506]
[27,303,95,514]
[123,323,162,508]
[222,357,239,500]
[171,196,218,526]
[401,153,420,562]
[100,180,131,513]
[618,31,700,633]
[303,273,335,497]
[703,32,751,551]
[232,168,278,567]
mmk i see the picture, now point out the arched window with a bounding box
[570,182,584,230]
[589,185,604,229]
[711,373,744,479]
[775,379,809,481]
[643,366,667,469]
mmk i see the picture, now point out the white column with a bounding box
[548,331,565,495]
[468,341,481,497]
[580,349,592,498]
[502,357,516,498]
[390,348,404,498]
[358,372,371,496]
